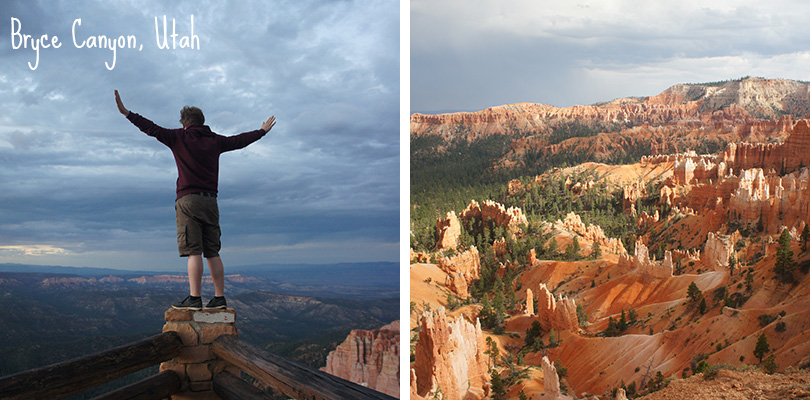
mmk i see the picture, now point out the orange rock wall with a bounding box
[321,321,400,397]
[412,308,489,400]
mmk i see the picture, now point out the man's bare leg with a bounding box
[207,256,225,297]
[187,255,204,297]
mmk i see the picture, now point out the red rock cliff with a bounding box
[412,307,489,400]
[321,321,400,397]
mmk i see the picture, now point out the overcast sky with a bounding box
[412,0,810,114]
[0,0,399,270]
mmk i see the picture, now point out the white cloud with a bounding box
[0,245,71,256]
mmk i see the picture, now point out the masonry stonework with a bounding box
[160,308,239,400]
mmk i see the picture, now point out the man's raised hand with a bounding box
[261,116,276,133]
[114,90,129,116]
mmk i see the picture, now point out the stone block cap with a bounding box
[165,307,236,323]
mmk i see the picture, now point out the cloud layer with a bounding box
[411,0,810,113]
[0,0,399,270]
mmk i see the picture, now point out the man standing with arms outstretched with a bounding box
[114,90,276,310]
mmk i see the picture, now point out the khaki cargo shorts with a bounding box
[175,193,221,258]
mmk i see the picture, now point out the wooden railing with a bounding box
[0,330,397,400]
[212,335,397,400]
[0,331,184,400]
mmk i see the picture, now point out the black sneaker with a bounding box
[172,296,202,310]
[205,296,227,309]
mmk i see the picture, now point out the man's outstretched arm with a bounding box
[115,89,179,147]
[114,90,130,117]
[219,115,277,153]
[261,115,276,133]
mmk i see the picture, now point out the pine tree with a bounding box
[774,228,795,283]
[490,370,505,399]
[547,237,559,259]
[576,303,588,327]
[480,295,494,328]
[492,278,506,328]
[745,270,754,292]
[618,309,628,332]
[525,320,542,347]
[604,316,618,337]
[754,333,770,363]
[687,282,703,304]
[591,241,602,260]
[565,237,580,260]
[802,224,810,252]
[762,354,779,374]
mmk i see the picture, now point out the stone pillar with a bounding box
[160,308,238,400]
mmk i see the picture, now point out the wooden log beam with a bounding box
[0,331,183,400]
[213,370,274,400]
[89,370,182,400]
[212,336,397,400]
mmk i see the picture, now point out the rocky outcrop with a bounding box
[619,239,673,278]
[460,200,528,236]
[321,321,400,397]
[727,166,810,231]
[623,183,645,213]
[410,249,429,263]
[508,179,523,196]
[724,120,810,174]
[526,288,534,315]
[436,211,462,250]
[637,210,660,229]
[534,283,579,332]
[701,232,734,271]
[437,247,481,299]
[673,158,696,185]
[552,212,627,255]
[412,308,489,400]
[412,79,810,182]
[493,237,508,259]
[541,356,573,400]
[528,248,539,265]
[615,387,628,400]
[671,154,728,186]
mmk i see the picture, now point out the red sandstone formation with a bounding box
[701,232,735,271]
[541,356,573,400]
[619,239,673,279]
[493,237,508,259]
[533,283,579,332]
[526,288,534,315]
[724,120,810,174]
[623,182,645,213]
[412,78,807,170]
[412,308,489,400]
[321,321,400,397]
[460,199,528,236]
[552,212,627,255]
[40,276,99,287]
[436,211,462,250]
[637,210,660,229]
[507,179,523,196]
[436,247,481,299]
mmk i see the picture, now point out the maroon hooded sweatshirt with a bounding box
[126,112,266,200]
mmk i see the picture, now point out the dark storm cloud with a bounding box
[411,0,810,112]
[0,0,398,269]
